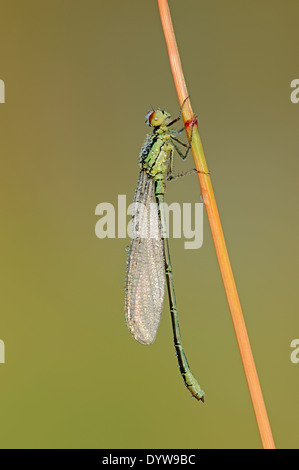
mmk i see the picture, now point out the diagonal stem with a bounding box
[157,0,275,449]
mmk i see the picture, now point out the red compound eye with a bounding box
[148,112,157,125]
[145,109,168,127]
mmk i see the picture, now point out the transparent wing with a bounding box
[125,170,165,345]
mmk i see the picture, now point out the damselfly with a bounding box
[125,101,205,402]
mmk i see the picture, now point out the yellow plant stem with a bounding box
[157,0,275,449]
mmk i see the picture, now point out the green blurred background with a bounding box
[0,0,298,449]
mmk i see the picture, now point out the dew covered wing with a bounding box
[125,170,165,345]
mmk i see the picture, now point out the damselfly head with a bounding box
[145,109,171,127]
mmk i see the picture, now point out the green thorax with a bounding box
[140,126,174,195]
